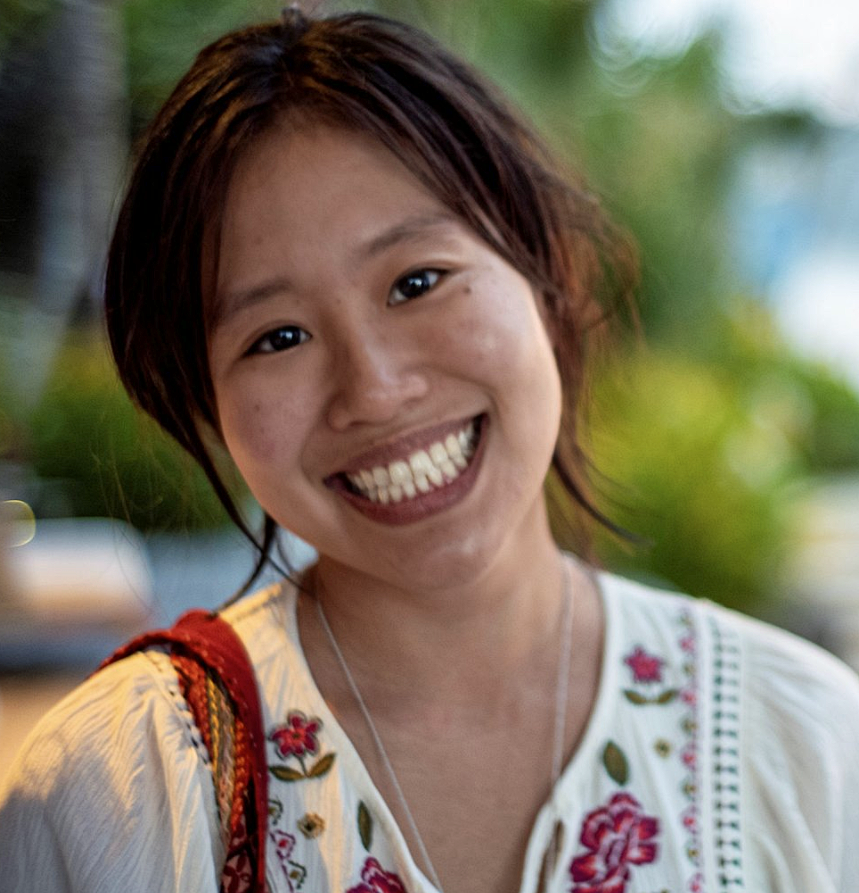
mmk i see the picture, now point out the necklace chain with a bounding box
[315,559,574,893]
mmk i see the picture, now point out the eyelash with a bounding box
[387,268,445,306]
[244,268,447,355]
[246,325,310,356]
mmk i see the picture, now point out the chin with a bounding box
[377,528,511,595]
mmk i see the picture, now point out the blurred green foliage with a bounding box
[578,307,859,612]
[588,348,792,612]
[123,0,267,130]
[0,324,233,530]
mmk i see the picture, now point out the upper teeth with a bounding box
[345,420,478,504]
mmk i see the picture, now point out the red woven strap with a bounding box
[99,609,268,891]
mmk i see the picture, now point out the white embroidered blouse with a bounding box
[2,572,859,893]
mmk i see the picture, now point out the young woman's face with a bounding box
[208,124,562,590]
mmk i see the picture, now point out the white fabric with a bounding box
[1,573,859,892]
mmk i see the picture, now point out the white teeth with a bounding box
[409,450,434,476]
[343,418,480,504]
[440,459,458,482]
[446,436,467,469]
[389,460,411,485]
[429,442,448,466]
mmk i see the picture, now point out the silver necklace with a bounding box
[314,560,574,892]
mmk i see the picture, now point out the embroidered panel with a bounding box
[709,619,743,892]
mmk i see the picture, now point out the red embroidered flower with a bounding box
[681,743,696,769]
[270,710,321,759]
[272,830,295,858]
[346,857,408,893]
[570,792,660,893]
[623,646,664,683]
[682,805,698,832]
[270,830,306,891]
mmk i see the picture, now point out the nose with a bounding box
[325,329,429,431]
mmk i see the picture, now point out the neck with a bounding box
[303,514,571,709]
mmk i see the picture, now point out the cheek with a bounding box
[452,277,560,397]
[216,377,308,477]
[219,399,281,473]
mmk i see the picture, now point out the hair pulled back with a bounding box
[105,7,637,583]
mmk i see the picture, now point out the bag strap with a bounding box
[99,609,268,892]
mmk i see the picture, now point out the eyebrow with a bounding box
[211,275,294,331]
[212,211,460,330]
[354,212,459,261]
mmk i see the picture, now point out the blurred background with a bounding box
[1,0,858,775]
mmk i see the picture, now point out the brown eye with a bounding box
[388,269,443,306]
[248,325,310,355]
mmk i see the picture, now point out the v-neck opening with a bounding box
[279,562,621,893]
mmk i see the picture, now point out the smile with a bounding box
[341,417,480,504]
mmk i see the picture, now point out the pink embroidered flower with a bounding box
[681,688,697,707]
[270,710,321,759]
[681,743,696,769]
[570,792,660,893]
[682,805,698,832]
[346,857,408,893]
[623,646,664,684]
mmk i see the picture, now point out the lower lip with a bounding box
[331,416,488,526]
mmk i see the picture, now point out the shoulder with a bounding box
[718,600,859,736]
[699,593,859,886]
[0,651,220,891]
[601,571,859,884]
[600,571,859,782]
[600,569,859,726]
[219,579,291,662]
[3,649,202,799]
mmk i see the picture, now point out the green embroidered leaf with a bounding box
[358,801,373,851]
[623,689,648,705]
[308,752,337,778]
[270,765,305,782]
[602,740,629,785]
[656,688,679,704]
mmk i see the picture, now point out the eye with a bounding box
[246,325,310,355]
[388,269,444,306]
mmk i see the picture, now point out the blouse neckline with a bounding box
[279,562,621,892]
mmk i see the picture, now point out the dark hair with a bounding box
[105,7,637,590]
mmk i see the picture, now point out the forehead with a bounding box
[210,123,464,321]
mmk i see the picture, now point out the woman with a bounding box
[2,9,858,893]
